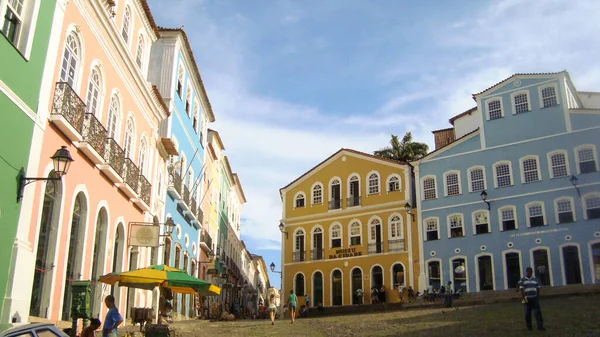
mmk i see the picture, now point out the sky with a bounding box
[147,0,600,288]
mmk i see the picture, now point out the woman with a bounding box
[268,294,277,325]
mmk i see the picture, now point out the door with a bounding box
[313,272,323,307]
[563,246,582,284]
[349,180,359,206]
[375,224,382,253]
[477,256,493,291]
[351,268,362,304]
[313,232,323,260]
[371,265,383,302]
[332,270,342,306]
[298,235,305,262]
[505,253,521,289]
[533,249,551,286]
[331,183,341,209]
[592,243,600,283]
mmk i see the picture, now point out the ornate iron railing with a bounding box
[347,196,361,207]
[183,185,191,206]
[52,82,85,134]
[293,251,305,262]
[368,242,384,254]
[311,249,324,261]
[388,239,405,252]
[81,113,107,155]
[201,230,213,249]
[197,207,204,224]
[168,168,183,193]
[329,199,342,210]
[191,198,198,216]
[123,158,140,192]
[138,174,151,206]
[104,138,125,177]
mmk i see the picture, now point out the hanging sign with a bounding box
[129,224,160,247]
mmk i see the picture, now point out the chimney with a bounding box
[432,128,456,150]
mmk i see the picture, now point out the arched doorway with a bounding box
[61,192,87,320]
[312,271,323,307]
[351,268,362,304]
[30,172,62,318]
[592,243,600,283]
[562,246,582,284]
[111,223,125,305]
[331,269,342,306]
[126,247,139,319]
[370,265,383,302]
[91,207,108,317]
[392,263,405,289]
[477,255,494,291]
[505,252,521,289]
[533,249,551,286]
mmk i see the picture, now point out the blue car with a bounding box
[0,323,69,337]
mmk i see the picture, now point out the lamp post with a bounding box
[270,262,283,318]
[17,146,74,202]
[570,175,580,197]
[404,203,414,222]
[480,190,491,210]
[278,222,288,239]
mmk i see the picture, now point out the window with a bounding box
[135,34,144,68]
[540,85,558,108]
[106,95,120,138]
[527,203,545,227]
[513,92,530,114]
[423,177,437,200]
[121,6,131,43]
[177,65,184,98]
[123,117,135,158]
[59,32,81,87]
[387,175,400,192]
[193,99,199,132]
[312,184,322,204]
[368,172,379,194]
[389,215,402,239]
[295,273,305,296]
[473,211,489,235]
[444,171,460,196]
[425,218,439,241]
[521,157,541,183]
[349,222,361,245]
[584,194,600,219]
[85,67,102,116]
[295,229,304,251]
[487,99,502,120]
[494,162,512,188]
[549,151,569,178]
[499,207,517,231]
[576,146,598,174]
[448,214,464,238]
[331,223,342,248]
[555,198,574,224]
[469,167,485,192]
[138,137,147,175]
[295,193,305,208]
[1,0,25,45]
[186,86,192,116]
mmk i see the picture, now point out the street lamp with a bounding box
[161,217,176,237]
[404,203,414,222]
[278,222,288,239]
[480,190,491,210]
[17,146,74,202]
[570,175,580,197]
[270,262,283,318]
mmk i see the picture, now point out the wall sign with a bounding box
[329,247,362,259]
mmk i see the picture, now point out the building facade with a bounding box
[4,0,169,323]
[412,72,600,294]
[0,0,63,324]
[280,149,420,307]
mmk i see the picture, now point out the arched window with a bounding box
[422,176,437,200]
[138,137,147,175]
[583,193,600,220]
[295,273,305,296]
[85,66,102,115]
[91,208,108,316]
[468,166,485,192]
[185,86,192,115]
[424,218,439,241]
[487,98,502,120]
[448,214,464,238]
[193,98,199,131]
[389,215,403,251]
[60,31,81,87]
[329,178,341,210]
[177,64,184,97]
[387,175,400,192]
[369,218,383,254]
[368,172,380,194]
[106,95,120,138]
[330,223,342,248]
[576,145,598,174]
[123,117,135,158]
[526,202,546,227]
[295,193,305,208]
[312,183,323,204]
[473,210,490,234]
[349,221,361,245]
[294,229,305,262]
[121,6,131,42]
[555,197,574,224]
[444,171,461,196]
[135,34,144,68]
[548,151,569,178]
[392,263,405,287]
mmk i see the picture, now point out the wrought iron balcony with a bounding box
[293,251,306,262]
[328,199,342,210]
[201,230,213,252]
[183,185,191,209]
[79,113,107,164]
[121,158,140,197]
[368,242,384,254]
[388,239,405,252]
[191,197,198,216]
[49,82,86,141]
[138,174,151,206]
[311,249,324,261]
[101,138,125,183]
[167,167,183,199]
[197,207,204,224]
[347,196,361,207]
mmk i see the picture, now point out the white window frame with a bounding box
[443,170,461,197]
[493,160,513,188]
[511,90,531,115]
[388,213,403,239]
[485,97,504,120]
[547,150,570,179]
[424,217,440,241]
[121,5,132,44]
[472,209,490,235]
[59,30,82,89]
[519,155,542,184]
[293,228,305,252]
[347,173,361,197]
[525,201,546,227]
[135,33,145,69]
[294,192,306,209]
[85,65,103,117]
[348,220,362,246]
[311,182,323,205]
[447,213,464,238]
[138,136,148,176]
[582,192,600,220]
[574,144,598,175]
[367,170,380,195]
[386,174,402,193]
[554,197,576,224]
[467,165,487,193]
[498,205,518,231]
[123,116,136,159]
[368,217,382,243]
[0,0,41,58]
[177,64,184,98]
[185,86,193,116]
[538,83,560,108]
[421,175,437,200]
[329,223,342,249]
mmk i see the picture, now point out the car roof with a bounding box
[1,322,59,335]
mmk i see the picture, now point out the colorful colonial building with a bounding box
[412,71,600,294]
[279,149,420,307]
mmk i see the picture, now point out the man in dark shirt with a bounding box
[518,267,546,331]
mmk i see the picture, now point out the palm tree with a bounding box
[374,132,429,162]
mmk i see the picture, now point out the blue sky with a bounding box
[147,0,600,288]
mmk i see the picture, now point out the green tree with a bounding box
[374,132,429,162]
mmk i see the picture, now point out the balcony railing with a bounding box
[123,158,140,192]
[183,186,191,206]
[51,82,85,135]
[201,230,213,249]
[388,239,405,252]
[168,168,183,193]
[197,207,204,224]
[347,196,361,207]
[191,198,198,216]
[328,199,341,210]
[311,249,324,261]
[368,242,384,254]
[104,138,125,177]
[138,174,151,206]
[81,113,107,156]
[293,251,306,262]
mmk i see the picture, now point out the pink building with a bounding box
[5,0,169,324]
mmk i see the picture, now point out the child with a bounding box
[81,318,102,337]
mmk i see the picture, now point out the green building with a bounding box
[0,0,61,323]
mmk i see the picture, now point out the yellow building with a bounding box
[279,149,421,307]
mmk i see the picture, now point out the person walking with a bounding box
[268,294,277,325]
[305,294,310,308]
[444,281,453,308]
[287,290,298,324]
[518,267,546,331]
[102,295,123,337]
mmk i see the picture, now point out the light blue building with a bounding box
[148,27,215,317]
[412,71,600,294]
